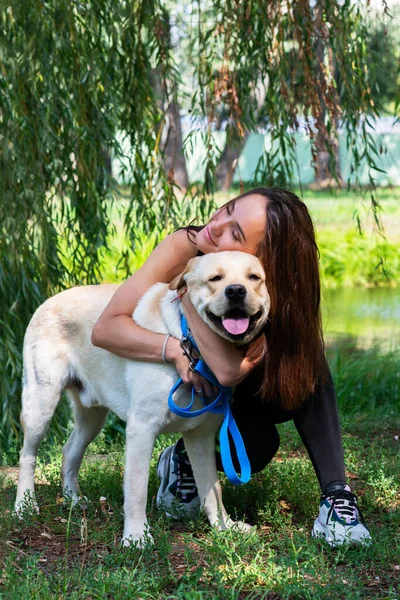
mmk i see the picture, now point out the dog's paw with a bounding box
[61,492,88,511]
[14,493,40,519]
[121,531,154,549]
[230,519,253,533]
[220,517,253,534]
[62,487,88,509]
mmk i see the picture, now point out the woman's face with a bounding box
[196,194,267,256]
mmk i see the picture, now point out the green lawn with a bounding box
[1,346,399,599]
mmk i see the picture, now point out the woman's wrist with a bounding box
[164,335,180,363]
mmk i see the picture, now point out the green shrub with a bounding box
[319,229,400,288]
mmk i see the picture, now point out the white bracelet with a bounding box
[162,334,171,363]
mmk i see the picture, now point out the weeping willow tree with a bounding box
[0,0,385,461]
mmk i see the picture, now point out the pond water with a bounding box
[323,287,400,351]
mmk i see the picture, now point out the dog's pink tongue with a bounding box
[222,317,250,335]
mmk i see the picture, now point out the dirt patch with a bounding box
[1,521,113,578]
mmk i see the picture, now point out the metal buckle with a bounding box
[179,335,199,372]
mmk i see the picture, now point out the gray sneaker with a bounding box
[156,441,201,518]
[312,485,371,547]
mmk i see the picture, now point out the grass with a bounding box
[307,188,400,289]
[287,187,400,289]
[1,346,399,599]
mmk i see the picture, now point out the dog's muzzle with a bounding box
[206,284,263,338]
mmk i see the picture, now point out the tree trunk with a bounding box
[215,73,266,191]
[216,127,249,191]
[314,3,340,187]
[155,10,188,191]
[162,92,188,189]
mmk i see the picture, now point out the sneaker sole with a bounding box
[312,518,372,547]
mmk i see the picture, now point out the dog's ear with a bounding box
[168,257,199,291]
[169,271,186,291]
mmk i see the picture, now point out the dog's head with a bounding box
[170,251,270,345]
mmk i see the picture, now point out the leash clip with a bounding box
[179,335,199,372]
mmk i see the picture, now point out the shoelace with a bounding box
[172,453,198,502]
[324,488,366,525]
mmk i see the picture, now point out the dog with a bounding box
[15,251,270,546]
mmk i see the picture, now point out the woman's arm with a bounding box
[91,231,217,396]
[181,293,261,388]
[91,231,190,358]
[92,231,217,396]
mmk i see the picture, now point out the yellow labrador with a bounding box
[15,251,270,546]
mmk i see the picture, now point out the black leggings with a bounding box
[214,364,346,495]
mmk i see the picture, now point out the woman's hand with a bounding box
[166,337,218,398]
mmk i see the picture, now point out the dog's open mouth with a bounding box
[206,308,263,337]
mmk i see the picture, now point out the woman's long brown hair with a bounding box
[183,187,326,410]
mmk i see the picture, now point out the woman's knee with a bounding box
[248,425,280,474]
[216,423,280,475]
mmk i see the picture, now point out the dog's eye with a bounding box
[209,275,223,282]
[249,274,260,281]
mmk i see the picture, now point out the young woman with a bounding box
[92,187,371,546]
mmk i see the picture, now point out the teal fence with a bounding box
[186,131,400,186]
[113,121,400,187]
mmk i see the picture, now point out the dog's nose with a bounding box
[225,284,247,300]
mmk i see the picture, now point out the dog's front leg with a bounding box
[183,427,252,534]
[183,427,231,529]
[122,416,157,548]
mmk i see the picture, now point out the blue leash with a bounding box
[167,315,251,485]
